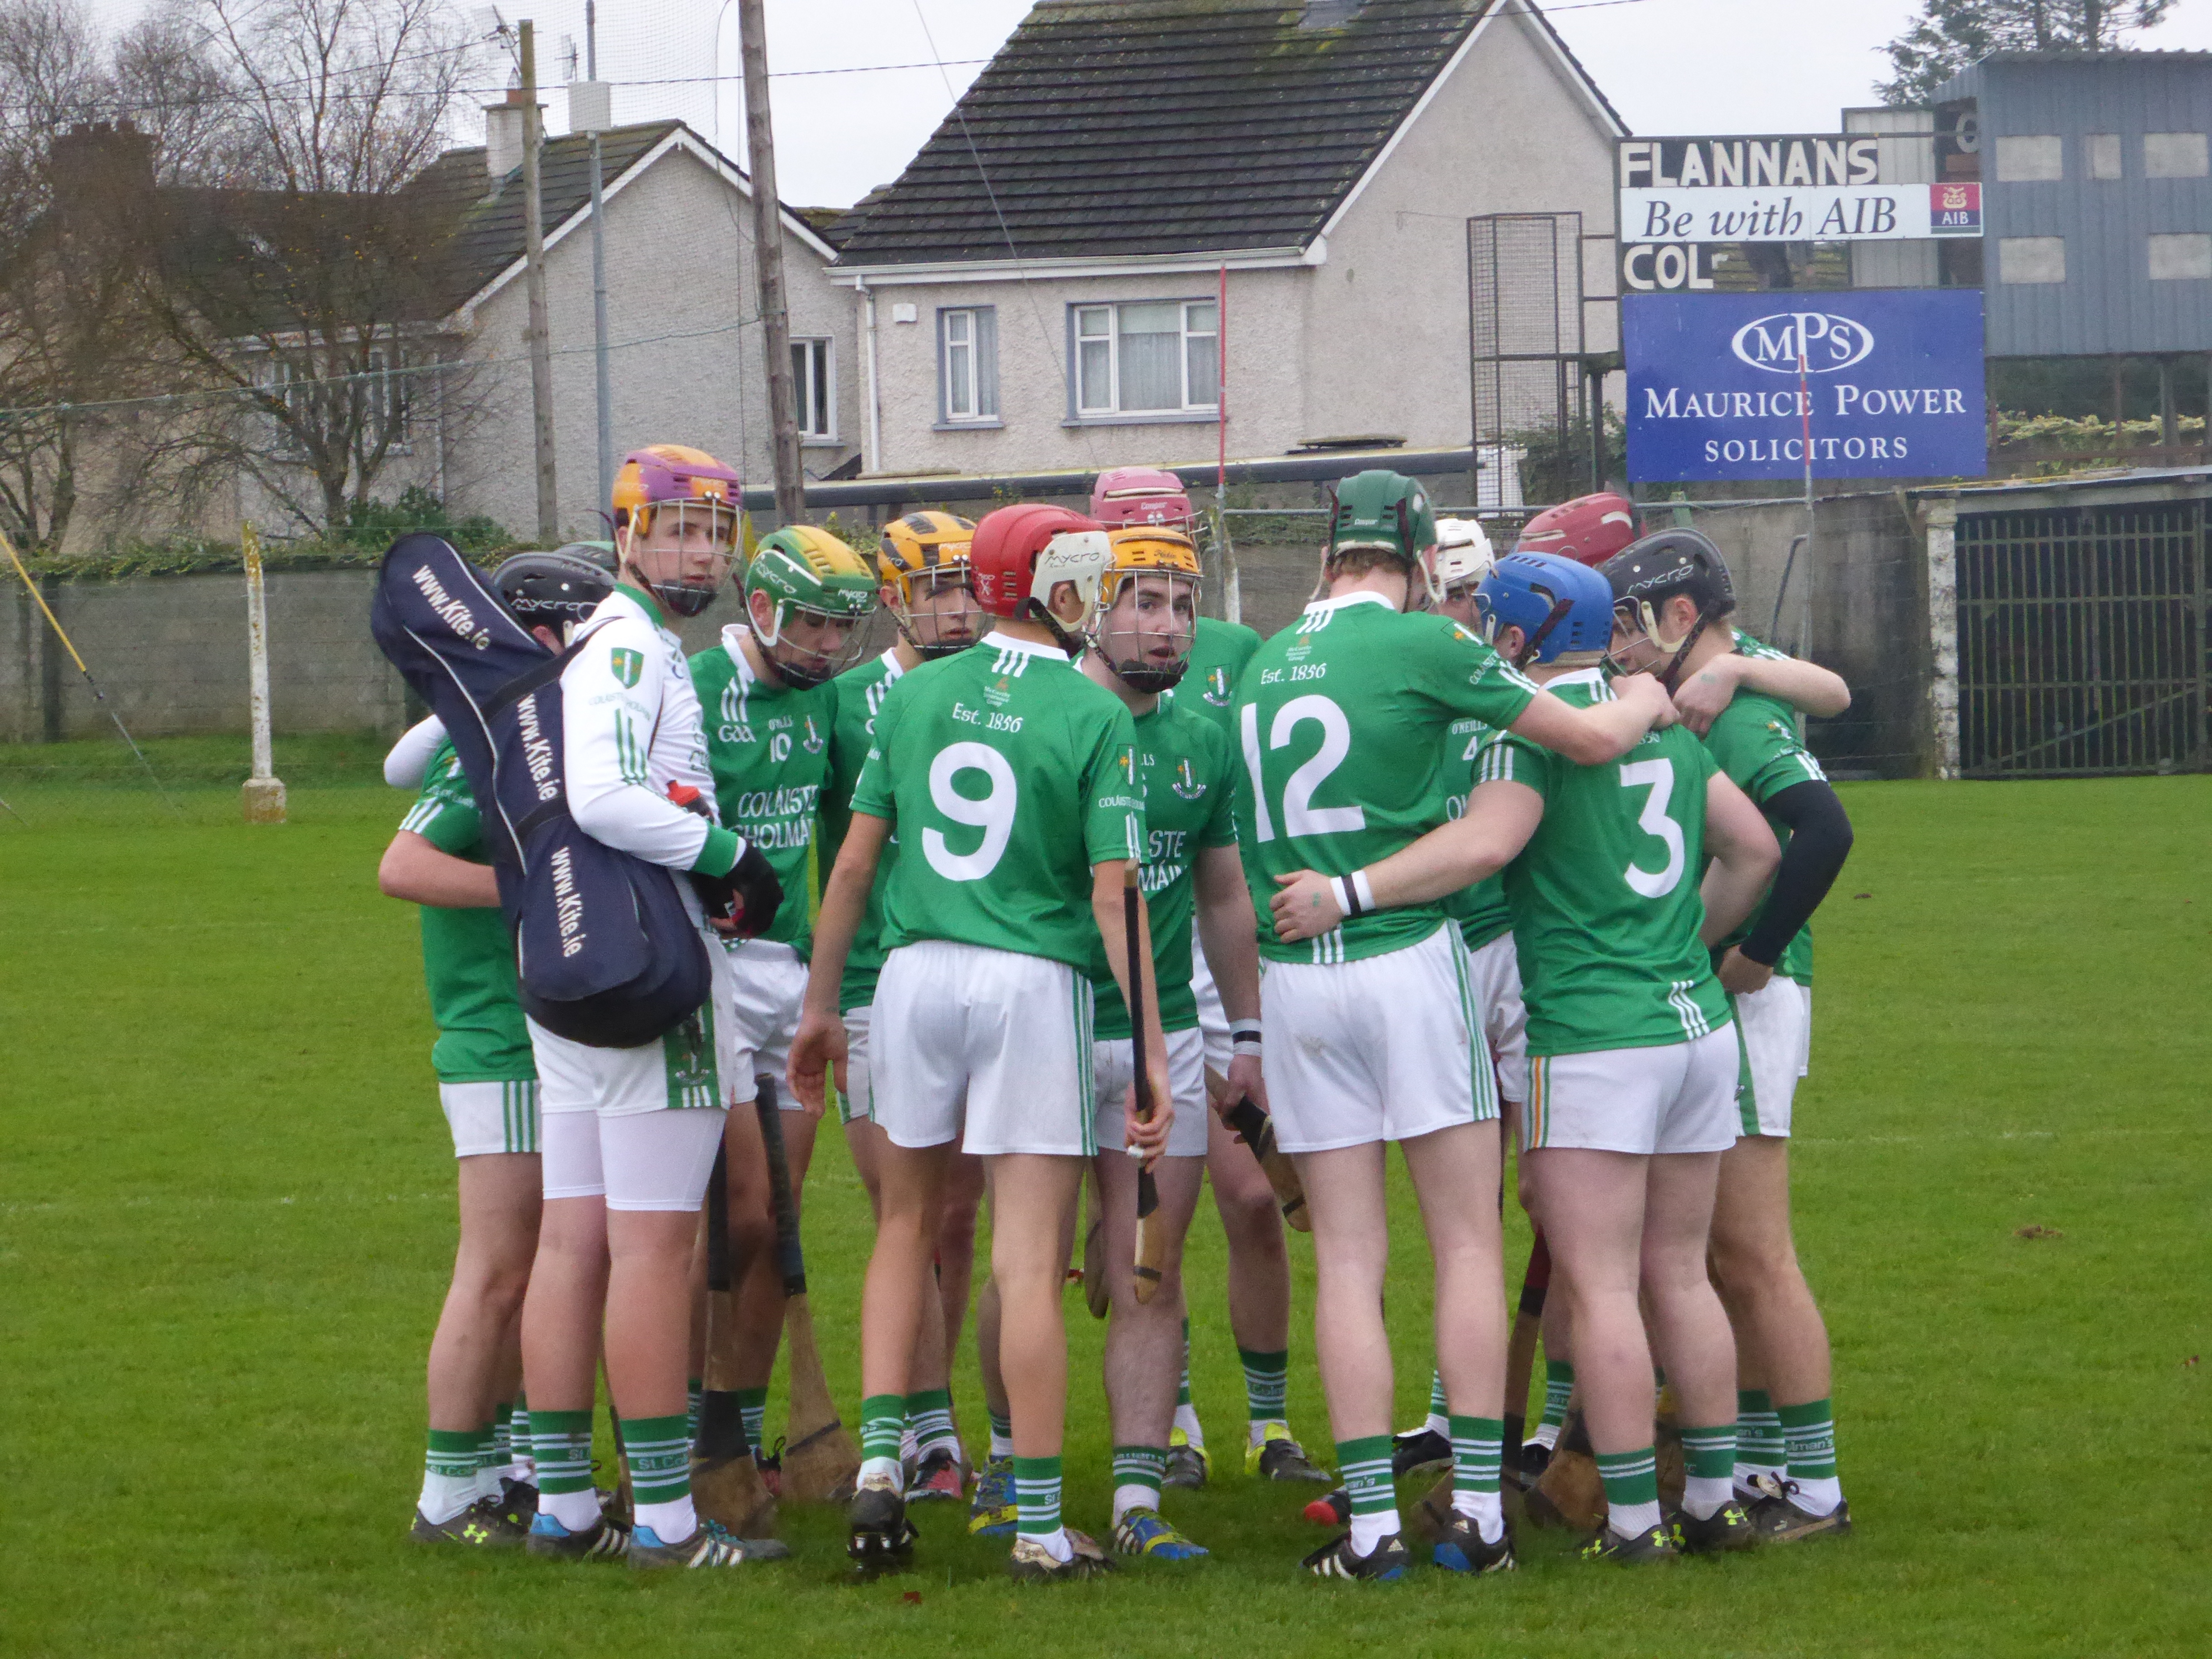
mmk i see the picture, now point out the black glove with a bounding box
[694,839,783,937]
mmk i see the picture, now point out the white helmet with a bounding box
[1427,517,1495,595]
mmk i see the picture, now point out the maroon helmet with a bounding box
[1513,492,1640,568]
[1090,465,1195,531]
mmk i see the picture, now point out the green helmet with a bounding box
[1326,469,1437,575]
[743,525,878,688]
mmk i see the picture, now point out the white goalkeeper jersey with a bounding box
[561,583,731,872]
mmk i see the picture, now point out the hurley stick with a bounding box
[1206,1064,1310,1233]
[1502,1227,1551,1475]
[755,1078,860,1503]
[1122,865,1166,1304]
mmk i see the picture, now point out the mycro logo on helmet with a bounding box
[1730,313,1875,375]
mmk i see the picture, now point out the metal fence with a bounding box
[1955,498,2207,777]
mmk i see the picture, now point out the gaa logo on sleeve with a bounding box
[609,647,644,689]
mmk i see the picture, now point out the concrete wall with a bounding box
[453,138,860,540]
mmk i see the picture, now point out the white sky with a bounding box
[75,0,2212,207]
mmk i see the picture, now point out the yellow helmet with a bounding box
[1097,527,1201,692]
[877,510,984,659]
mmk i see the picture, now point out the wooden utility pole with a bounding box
[737,0,805,525]
[520,20,559,542]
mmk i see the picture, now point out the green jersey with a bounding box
[1087,688,1238,1039]
[1233,593,1538,965]
[1182,615,1262,743]
[822,649,907,1014]
[1701,636,1826,985]
[853,631,1144,972]
[689,628,836,955]
[1436,713,1515,953]
[1490,669,1731,1056]
[398,742,534,1083]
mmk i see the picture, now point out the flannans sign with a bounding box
[1616,135,1982,252]
[1623,290,1987,483]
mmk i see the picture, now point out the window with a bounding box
[2143,132,2209,179]
[791,338,834,440]
[1993,135,2063,182]
[1072,300,1219,417]
[2148,234,2212,281]
[1998,236,2066,284]
[365,346,410,444]
[2086,134,2122,180]
[938,306,999,424]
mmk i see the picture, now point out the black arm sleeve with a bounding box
[1738,779,1854,966]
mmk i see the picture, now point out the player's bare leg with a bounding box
[987,1153,1086,1552]
[518,1190,611,1538]
[1205,1110,1322,1481]
[1638,1150,1740,1546]
[1097,1151,1206,1556]
[1709,1134,1845,1531]
[907,1151,983,1499]
[714,1101,783,1477]
[969,1267,1016,1534]
[421,1153,541,1532]
[852,1137,954,1564]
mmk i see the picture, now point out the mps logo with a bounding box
[1729,311,1876,375]
[609,647,643,688]
[1203,665,1232,706]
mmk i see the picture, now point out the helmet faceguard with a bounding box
[1474,553,1616,669]
[877,511,984,660]
[1322,470,1440,608]
[745,525,878,689]
[612,445,742,619]
[1095,528,1202,693]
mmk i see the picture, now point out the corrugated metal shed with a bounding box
[1935,52,2212,356]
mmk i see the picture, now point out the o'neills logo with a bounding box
[514,690,559,801]
[411,563,494,649]
[550,844,587,956]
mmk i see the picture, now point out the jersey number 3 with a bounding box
[1618,757,1685,898]
[1241,696,1367,843]
[923,742,1017,881]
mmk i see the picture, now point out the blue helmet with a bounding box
[1474,552,1616,665]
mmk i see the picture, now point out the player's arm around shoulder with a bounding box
[380,745,501,907]
[1674,631,1851,734]
[1508,668,1677,765]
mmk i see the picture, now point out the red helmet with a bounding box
[1090,465,1194,531]
[1513,492,1640,568]
[970,503,1114,624]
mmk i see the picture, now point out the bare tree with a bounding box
[136,0,487,535]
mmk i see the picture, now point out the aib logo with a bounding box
[1730,312,1875,375]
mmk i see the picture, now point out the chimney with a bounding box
[48,120,156,215]
[484,89,537,185]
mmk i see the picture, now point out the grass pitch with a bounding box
[2,752,2207,1657]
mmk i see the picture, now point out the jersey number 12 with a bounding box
[1241,696,1368,843]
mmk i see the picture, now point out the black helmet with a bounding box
[492,550,616,632]
[1599,529,1735,624]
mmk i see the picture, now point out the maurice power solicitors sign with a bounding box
[1622,290,1987,483]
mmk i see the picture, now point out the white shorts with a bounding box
[871,939,1094,1157]
[528,1009,723,1119]
[1735,975,1811,1138]
[1525,1025,1742,1156]
[1260,924,1497,1154]
[838,1004,874,1127]
[539,1104,728,1211]
[1093,1026,1209,1160]
[722,939,807,1107]
[439,1079,541,1159]
[1464,930,1529,1106]
[1190,948,1233,1078]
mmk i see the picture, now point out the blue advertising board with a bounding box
[1623,290,1987,482]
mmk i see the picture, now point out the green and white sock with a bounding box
[1734,1388,1785,1488]
[476,1405,514,1500]
[510,1396,533,1482]
[1240,1348,1288,1445]
[623,1413,695,1544]
[529,1408,598,1533]
[1111,1444,1167,1523]
[1425,1370,1450,1437]
[1779,1397,1843,1515]
[1679,1423,1736,1520]
[1532,1359,1573,1449]
[1448,1415,1505,1543]
[906,1388,961,1458]
[987,1406,1014,1461]
[420,1426,489,1523]
[685,1378,703,1443]
[1014,1454,1070,1559]
[1172,1318,1204,1443]
[735,1386,769,1457]
[858,1392,905,1487]
[1596,1446,1661,1538]
[1336,1433,1398,1554]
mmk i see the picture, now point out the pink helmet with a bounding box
[1090,465,1195,531]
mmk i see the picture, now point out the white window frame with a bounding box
[1069,299,1220,420]
[790,336,835,442]
[938,306,999,426]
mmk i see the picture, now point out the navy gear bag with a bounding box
[370,533,712,1049]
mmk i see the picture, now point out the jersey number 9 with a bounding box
[923,742,1017,881]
